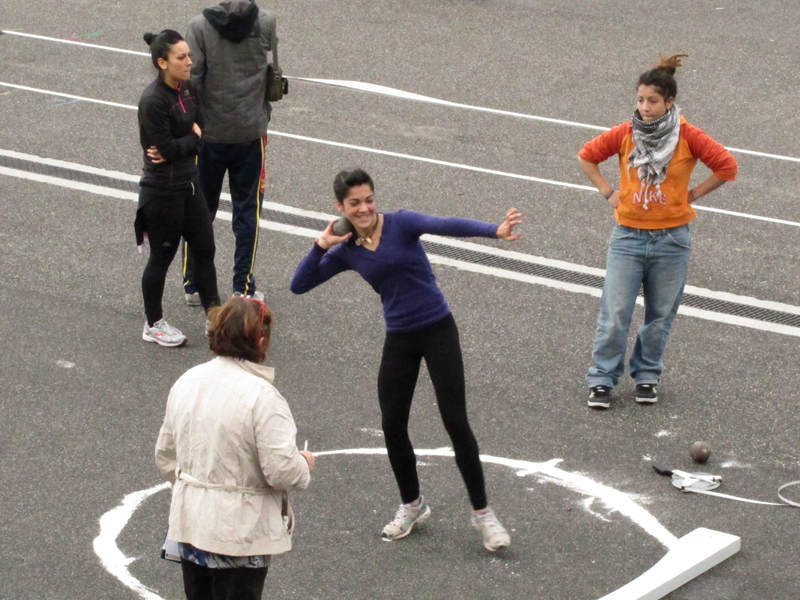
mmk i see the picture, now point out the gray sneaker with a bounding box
[185,292,201,306]
[381,497,432,541]
[471,507,510,551]
[142,319,186,347]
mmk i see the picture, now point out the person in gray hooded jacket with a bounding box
[183,0,278,302]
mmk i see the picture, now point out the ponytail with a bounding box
[142,29,184,70]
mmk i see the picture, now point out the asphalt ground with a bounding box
[1,1,799,599]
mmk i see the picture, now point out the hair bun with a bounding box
[143,32,156,46]
[656,53,688,76]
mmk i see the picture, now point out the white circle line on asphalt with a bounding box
[93,448,677,600]
[92,481,171,600]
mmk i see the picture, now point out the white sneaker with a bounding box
[381,496,432,541]
[142,319,186,347]
[471,507,510,551]
[185,292,201,306]
[232,291,264,301]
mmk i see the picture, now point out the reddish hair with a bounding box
[207,297,273,363]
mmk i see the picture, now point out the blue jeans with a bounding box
[586,224,691,388]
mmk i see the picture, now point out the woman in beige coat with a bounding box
[156,296,314,600]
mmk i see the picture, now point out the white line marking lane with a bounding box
[292,78,800,164]
[93,449,678,600]
[2,30,797,164]
[2,159,799,338]
[0,84,798,229]
[3,148,800,317]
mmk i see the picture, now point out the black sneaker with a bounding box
[588,385,611,408]
[635,383,658,404]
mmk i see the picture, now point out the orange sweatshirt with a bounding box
[579,116,738,229]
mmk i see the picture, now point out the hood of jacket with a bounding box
[202,0,259,43]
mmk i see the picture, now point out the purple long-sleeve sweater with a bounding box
[290,210,497,332]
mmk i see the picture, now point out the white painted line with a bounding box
[314,448,678,548]
[686,204,800,228]
[3,30,797,163]
[269,130,596,190]
[9,144,796,311]
[94,449,678,599]
[1,30,150,56]
[429,254,603,298]
[597,527,740,600]
[7,149,800,305]
[3,163,799,337]
[0,82,137,110]
[683,488,788,506]
[678,286,800,316]
[0,148,140,181]
[422,234,606,276]
[723,146,800,163]
[0,166,139,201]
[92,482,171,600]
[677,305,800,337]
[0,84,798,228]
[425,235,800,314]
[291,78,800,164]
[431,256,800,337]
[291,78,608,131]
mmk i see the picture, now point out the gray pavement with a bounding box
[1,1,799,599]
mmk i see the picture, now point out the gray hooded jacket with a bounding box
[186,0,278,144]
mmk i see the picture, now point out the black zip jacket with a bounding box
[137,76,203,188]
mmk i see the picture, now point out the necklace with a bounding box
[355,215,380,246]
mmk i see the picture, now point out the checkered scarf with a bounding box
[628,105,681,209]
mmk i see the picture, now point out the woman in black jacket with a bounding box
[136,29,220,347]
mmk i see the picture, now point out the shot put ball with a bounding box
[689,441,711,463]
[332,217,355,237]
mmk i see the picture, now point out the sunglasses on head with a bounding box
[242,296,267,324]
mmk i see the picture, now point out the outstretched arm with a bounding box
[401,209,521,241]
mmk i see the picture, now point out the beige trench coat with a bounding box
[155,356,311,556]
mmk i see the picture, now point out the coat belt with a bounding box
[178,471,271,495]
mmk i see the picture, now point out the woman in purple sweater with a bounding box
[291,169,521,551]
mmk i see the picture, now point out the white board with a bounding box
[598,527,741,600]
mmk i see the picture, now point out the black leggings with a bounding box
[181,559,268,600]
[139,183,220,325]
[378,313,487,510]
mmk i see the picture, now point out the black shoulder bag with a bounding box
[266,24,287,102]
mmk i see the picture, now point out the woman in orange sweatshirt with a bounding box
[578,54,738,408]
